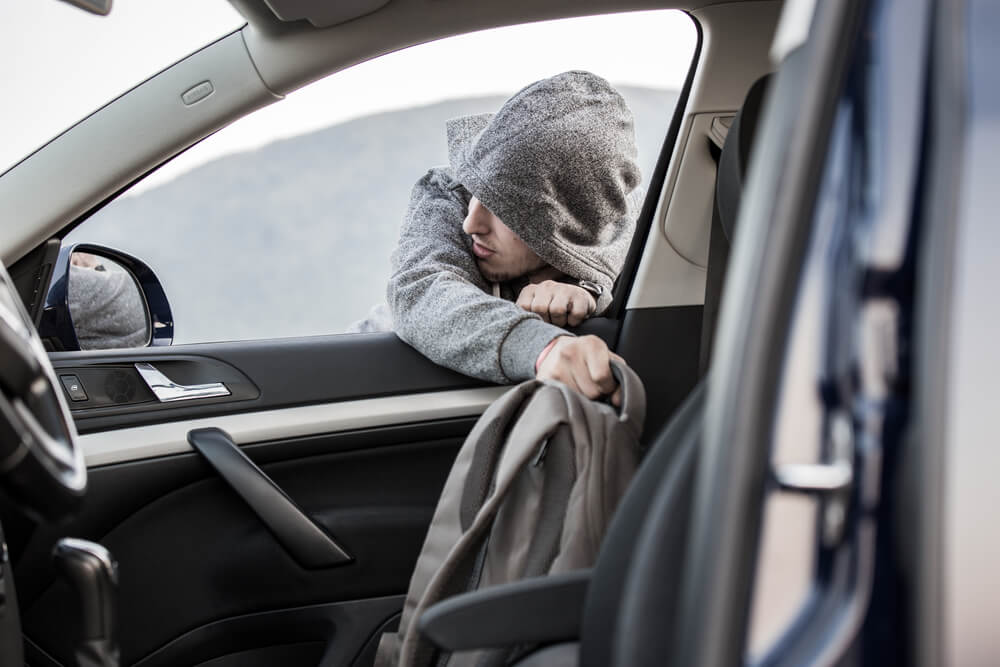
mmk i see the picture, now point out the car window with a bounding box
[64,10,696,346]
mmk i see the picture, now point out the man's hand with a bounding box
[536,335,622,407]
[516,280,596,327]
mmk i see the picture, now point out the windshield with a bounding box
[0,0,244,174]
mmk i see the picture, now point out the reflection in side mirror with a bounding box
[38,243,174,352]
[68,252,149,350]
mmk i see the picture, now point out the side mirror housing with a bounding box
[38,244,173,352]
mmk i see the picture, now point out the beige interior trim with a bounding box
[0,31,280,266]
[627,0,781,309]
[80,386,506,467]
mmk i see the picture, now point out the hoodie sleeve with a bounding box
[388,168,568,384]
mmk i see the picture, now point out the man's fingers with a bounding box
[530,291,554,322]
[571,362,604,399]
[607,351,625,406]
[549,292,571,327]
[516,281,601,329]
[516,285,536,312]
[610,385,623,408]
[581,337,616,396]
[537,336,625,406]
[566,295,590,327]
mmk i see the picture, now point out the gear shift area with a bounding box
[52,538,119,667]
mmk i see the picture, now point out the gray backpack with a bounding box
[374,360,645,667]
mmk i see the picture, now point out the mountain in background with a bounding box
[69,86,678,343]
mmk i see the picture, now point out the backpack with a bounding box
[374,359,645,667]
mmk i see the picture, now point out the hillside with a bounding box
[68,87,679,343]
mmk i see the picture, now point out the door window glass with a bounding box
[66,10,696,344]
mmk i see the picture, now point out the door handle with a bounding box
[135,362,230,402]
[188,428,353,569]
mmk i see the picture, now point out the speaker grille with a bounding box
[104,370,137,404]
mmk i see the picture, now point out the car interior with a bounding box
[0,0,876,665]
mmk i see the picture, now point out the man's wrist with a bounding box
[535,336,567,373]
[499,318,568,382]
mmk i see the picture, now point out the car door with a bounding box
[0,3,786,666]
[0,10,686,667]
[662,0,958,664]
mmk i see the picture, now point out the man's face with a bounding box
[462,197,546,282]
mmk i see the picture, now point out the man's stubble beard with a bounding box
[477,255,548,283]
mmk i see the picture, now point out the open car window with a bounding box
[62,10,696,346]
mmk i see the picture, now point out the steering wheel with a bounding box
[0,263,86,521]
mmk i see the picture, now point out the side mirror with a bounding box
[38,244,173,352]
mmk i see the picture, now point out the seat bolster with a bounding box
[511,642,579,666]
[418,570,591,651]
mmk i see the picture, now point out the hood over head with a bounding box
[446,71,641,309]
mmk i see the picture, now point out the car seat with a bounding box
[414,74,772,667]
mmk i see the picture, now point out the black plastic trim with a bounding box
[133,596,404,667]
[188,427,352,569]
[419,571,590,651]
[615,305,702,442]
[51,318,618,434]
[610,14,704,319]
[8,239,60,327]
[53,355,259,420]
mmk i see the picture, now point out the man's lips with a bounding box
[472,241,495,259]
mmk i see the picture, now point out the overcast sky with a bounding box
[1,1,696,190]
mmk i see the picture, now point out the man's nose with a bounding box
[462,198,491,236]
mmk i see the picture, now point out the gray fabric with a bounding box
[345,302,394,333]
[68,263,148,350]
[387,71,641,383]
[374,360,645,667]
[474,433,576,667]
[451,71,641,312]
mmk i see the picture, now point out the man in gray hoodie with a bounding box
[388,71,642,404]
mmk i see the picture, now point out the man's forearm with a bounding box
[390,271,565,383]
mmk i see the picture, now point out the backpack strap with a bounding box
[610,358,646,440]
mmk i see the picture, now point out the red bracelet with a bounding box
[535,337,563,373]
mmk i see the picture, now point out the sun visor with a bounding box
[260,0,391,28]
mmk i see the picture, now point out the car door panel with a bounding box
[3,301,703,666]
[4,316,653,666]
[13,418,472,666]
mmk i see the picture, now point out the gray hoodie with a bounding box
[388,71,641,384]
[69,263,149,350]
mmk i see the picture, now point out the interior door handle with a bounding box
[135,362,230,402]
[187,427,353,569]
